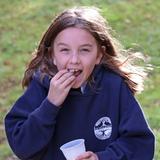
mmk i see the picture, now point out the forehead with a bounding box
[54,27,97,45]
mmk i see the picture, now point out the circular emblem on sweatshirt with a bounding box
[94,117,112,140]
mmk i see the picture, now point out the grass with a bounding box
[0,0,160,159]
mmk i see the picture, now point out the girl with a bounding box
[5,7,154,160]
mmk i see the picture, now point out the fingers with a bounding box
[53,69,68,80]
[47,69,76,106]
[62,75,76,89]
[51,69,75,91]
[57,71,75,85]
[76,151,98,160]
[50,70,75,87]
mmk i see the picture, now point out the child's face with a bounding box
[53,27,102,88]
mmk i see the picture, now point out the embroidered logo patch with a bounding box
[94,117,112,140]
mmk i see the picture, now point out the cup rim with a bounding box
[60,139,85,150]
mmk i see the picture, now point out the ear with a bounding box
[53,59,56,65]
[96,46,105,64]
[51,48,57,66]
[96,52,103,64]
[52,54,57,66]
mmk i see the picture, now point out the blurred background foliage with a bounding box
[0,0,159,159]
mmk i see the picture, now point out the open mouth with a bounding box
[67,68,82,77]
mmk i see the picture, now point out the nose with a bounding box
[70,53,80,64]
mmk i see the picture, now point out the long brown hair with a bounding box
[22,6,148,94]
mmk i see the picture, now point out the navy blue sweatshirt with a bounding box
[5,65,155,160]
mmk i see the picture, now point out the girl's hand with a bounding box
[76,151,99,160]
[47,69,76,106]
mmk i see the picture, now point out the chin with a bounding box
[72,85,81,89]
[72,82,82,89]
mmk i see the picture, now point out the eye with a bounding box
[80,48,90,52]
[60,48,69,52]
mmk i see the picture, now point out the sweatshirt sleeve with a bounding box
[4,79,60,160]
[96,80,155,160]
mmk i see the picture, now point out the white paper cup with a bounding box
[60,139,86,160]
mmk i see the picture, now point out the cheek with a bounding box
[54,58,67,70]
[84,61,97,75]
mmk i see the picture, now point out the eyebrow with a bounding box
[57,43,68,47]
[57,42,93,48]
[80,44,93,48]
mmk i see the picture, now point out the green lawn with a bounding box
[0,0,160,159]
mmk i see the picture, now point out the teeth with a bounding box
[67,69,82,76]
[68,69,79,73]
